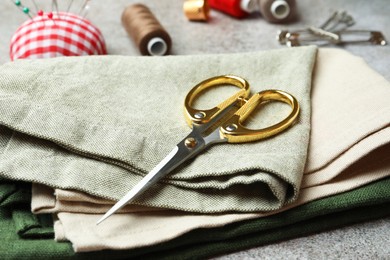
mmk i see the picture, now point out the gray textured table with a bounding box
[0,0,389,259]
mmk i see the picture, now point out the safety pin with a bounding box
[282,31,332,47]
[284,30,387,47]
[319,10,355,33]
[278,29,338,46]
[334,30,387,45]
[277,11,355,45]
[278,9,386,47]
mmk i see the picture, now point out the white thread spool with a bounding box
[259,0,296,23]
[240,0,258,13]
[147,37,168,56]
[270,0,290,20]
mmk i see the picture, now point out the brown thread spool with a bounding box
[122,4,172,56]
[259,0,297,23]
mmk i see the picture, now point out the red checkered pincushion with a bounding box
[10,12,107,60]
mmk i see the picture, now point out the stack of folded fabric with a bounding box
[0,46,389,259]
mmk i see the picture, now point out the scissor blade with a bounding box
[96,146,179,225]
[97,99,238,225]
[96,130,210,225]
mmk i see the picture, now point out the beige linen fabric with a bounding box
[0,47,316,212]
[32,184,159,214]
[31,48,390,252]
[34,144,390,251]
[302,49,390,187]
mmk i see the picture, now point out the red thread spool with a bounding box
[209,0,296,23]
[209,0,249,18]
[10,12,107,60]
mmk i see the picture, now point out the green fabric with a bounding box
[0,47,316,212]
[118,176,390,259]
[0,181,75,259]
[153,203,390,260]
[1,178,389,259]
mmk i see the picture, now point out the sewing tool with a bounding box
[66,0,74,12]
[81,4,90,18]
[183,0,210,21]
[10,1,107,60]
[278,11,387,46]
[318,10,355,32]
[11,0,35,19]
[278,10,355,45]
[97,75,300,224]
[287,30,387,47]
[52,0,59,14]
[122,4,172,56]
[30,0,39,12]
[79,0,90,15]
[79,0,91,17]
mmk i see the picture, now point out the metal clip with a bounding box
[278,11,354,44]
[319,10,355,32]
[334,30,387,46]
[277,11,387,47]
[282,30,387,47]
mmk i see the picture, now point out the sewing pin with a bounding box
[47,12,58,26]
[22,6,33,19]
[79,0,90,15]
[82,4,91,18]
[323,11,355,32]
[66,0,74,12]
[51,0,60,19]
[30,0,39,12]
[12,0,35,19]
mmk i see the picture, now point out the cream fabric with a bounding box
[32,184,159,214]
[31,48,390,252]
[0,47,317,212]
[34,144,390,251]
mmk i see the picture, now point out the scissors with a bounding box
[97,75,300,224]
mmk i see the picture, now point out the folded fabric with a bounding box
[32,184,160,214]
[31,48,390,251]
[2,178,389,259]
[149,184,390,260]
[0,180,75,259]
[0,47,317,213]
[303,47,390,188]
[34,142,390,251]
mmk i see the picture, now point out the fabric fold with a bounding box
[1,46,389,256]
[33,142,390,251]
[0,47,317,212]
[29,48,390,252]
[2,178,389,259]
[303,48,390,187]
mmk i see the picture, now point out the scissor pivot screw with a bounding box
[225,124,238,132]
[194,112,206,119]
[185,137,197,148]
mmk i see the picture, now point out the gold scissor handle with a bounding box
[184,75,250,125]
[221,90,300,143]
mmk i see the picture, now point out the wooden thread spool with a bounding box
[259,0,296,23]
[122,4,172,56]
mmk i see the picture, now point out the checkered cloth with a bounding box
[10,12,107,60]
